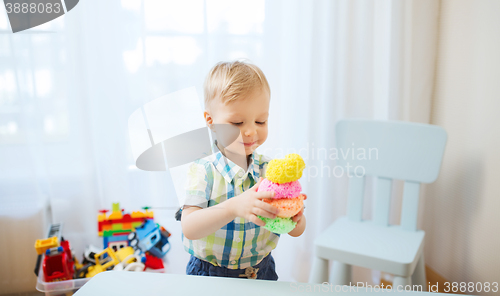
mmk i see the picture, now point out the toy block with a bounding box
[112,203,120,213]
[108,211,123,220]
[144,252,164,269]
[112,223,123,230]
[103,234,130,249]
[145,210,154,219]
[131,211,145,218]
[122,222,132,230]
[119,216,142,224]
[35,236,59,255]
[103,229,132,237]
[107,203,123,220]
[112,230,132,236]
[104,235,123,243]
[98,210,109,221]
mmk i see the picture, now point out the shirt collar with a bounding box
[211,141,260,183]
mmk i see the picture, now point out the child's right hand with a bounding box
[227,177,278,226]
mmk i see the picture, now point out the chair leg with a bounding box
[330,261,352,286]
[309,257,329,284]
[393,276,412,290]
[412,253,427,291]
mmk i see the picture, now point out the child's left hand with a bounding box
[291,193,307,223]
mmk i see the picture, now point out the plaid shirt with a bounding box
[181,141,280,269]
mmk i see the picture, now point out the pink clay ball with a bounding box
[258,179,302,199]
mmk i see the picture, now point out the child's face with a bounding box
[205,88,270,156]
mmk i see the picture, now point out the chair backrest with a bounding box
[335,119,447,231]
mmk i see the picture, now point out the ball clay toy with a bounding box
[257,153,306,234]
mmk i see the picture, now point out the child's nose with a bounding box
[244,128,256,137]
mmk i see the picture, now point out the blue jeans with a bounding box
[186,253,279,281]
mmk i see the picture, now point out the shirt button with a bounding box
[235,237,241,243]
[238,171,243,177]
[231,260,236,264]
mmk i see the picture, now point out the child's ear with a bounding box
[204,110,213,129]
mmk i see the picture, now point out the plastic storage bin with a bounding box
[36,262,89,296]
[36,258,165,296]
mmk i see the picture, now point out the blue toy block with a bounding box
[103,234,129,250]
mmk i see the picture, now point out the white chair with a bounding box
[309,119,447,290]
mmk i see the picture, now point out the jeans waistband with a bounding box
[192,252,271,271]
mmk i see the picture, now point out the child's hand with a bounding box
[288,193,306,237]
[227,177,278,227]
[291,193,306,223]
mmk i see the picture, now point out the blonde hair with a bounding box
[204,60,270,108]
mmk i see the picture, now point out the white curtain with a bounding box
[0,0,439,292]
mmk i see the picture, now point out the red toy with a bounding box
[42,240,75,282]
[143,252,164,270]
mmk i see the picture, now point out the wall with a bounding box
[424,0,500,294]
[0,195,50,294]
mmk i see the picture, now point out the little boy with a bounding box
[180,61,306,280]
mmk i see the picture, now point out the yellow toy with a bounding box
[34,236,59,255]
[85,248,120,278]
[257,153,306,234]
[115,247,136,264]
[265,153,306,184]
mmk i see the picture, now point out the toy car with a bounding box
[127,220,171,258]
[42,240,75,282]
[77,247,120,278]
[76,246,145,278]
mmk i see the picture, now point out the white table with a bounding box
[74,271,456,295]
